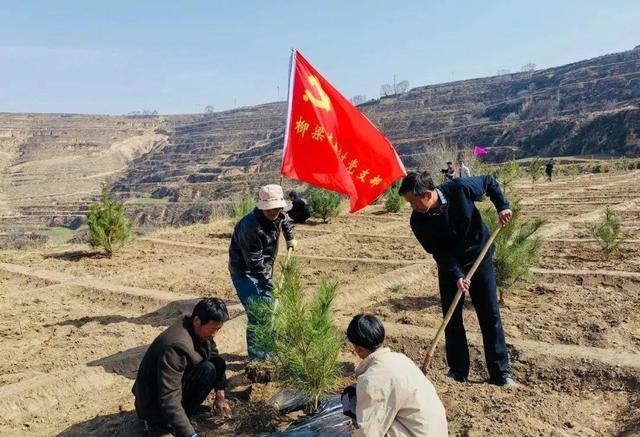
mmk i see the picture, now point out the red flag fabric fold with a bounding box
[281,50,406,212]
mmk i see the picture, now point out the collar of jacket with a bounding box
[355,347,391,377]
[182,316,202,346]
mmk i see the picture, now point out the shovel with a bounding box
[421,226,502,374]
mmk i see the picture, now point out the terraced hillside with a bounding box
[112,102,287,202]
[2,47,640,236]
[116,46,640,202]
[0,169,638,436]
[0,113,167,234]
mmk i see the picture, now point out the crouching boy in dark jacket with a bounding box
[132,298,231,437]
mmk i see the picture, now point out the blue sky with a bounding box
[1,1,638,115]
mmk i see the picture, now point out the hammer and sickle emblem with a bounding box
[303,75,331,112]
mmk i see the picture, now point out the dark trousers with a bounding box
[144,358,225,435]
[181,358,226,415]
[438,254,509,383]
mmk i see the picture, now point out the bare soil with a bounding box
[1,170,640,436]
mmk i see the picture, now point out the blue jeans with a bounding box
[231,273,272,359]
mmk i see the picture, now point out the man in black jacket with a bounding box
[132,298,231,437]
[287,191,311,224]
[399,172,516,386]
[229,184,296,359]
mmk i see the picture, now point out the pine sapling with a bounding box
[481,199,545,304]
[383,182,406,213]
[590,208,621,257]
[307,188,342,223]
[234,194,256,223]
[87,185,132,257]
[527,158,545,188]
[248,257,343,412]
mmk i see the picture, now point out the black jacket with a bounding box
[132,317,225,437]
[410,176,509,279]
[228,208,294,286]
[289,198,311,223]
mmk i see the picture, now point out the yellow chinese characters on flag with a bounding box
[281,50,406,212]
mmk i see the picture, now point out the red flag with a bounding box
[474,146,489,156]
[281,50,406,212]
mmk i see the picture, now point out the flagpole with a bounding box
[280,48,297,187]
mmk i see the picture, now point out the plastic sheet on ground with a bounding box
[264,395,352,436]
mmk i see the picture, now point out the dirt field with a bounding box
[1,170,639,436]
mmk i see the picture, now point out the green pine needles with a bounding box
[482,199,545,303]
[307,188,342,223]
[248,257,343,412]
[87,185,132,257]
[591,208,621,257]
[383,182,406,213]
[527,158,545,187]
[234,194,256,223]
[494,160,523,194]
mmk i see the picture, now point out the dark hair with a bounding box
[192,298,229,324]
[288,191,299,200]
[446,161,453,165]
[347,314,385,351]
[398,171,435,197]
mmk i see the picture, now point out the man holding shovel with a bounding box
[399,172,516,386]
[228,184,296,360]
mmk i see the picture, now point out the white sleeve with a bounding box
[353,375,398,437]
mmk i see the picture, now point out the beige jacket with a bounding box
[353,347,448,437]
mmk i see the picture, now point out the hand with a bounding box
[286,239,298,250]
[456,277,470,293]
[498,209,513,225]
[213,392,232,418]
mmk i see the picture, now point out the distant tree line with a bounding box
[127,109,159,118]
[380,79,410,97]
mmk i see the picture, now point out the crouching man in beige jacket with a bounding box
[345,314,448,437]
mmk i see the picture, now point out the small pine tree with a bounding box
[590,208,621,257]
[234,194,256,223]
[249,258,343,412]
[615,157,631,173]
[87,185,132,257]
[306,188,342,223]
[383,182,405,213]
[493,160,522,194]
[563,163,580,179]
[527,158,545,187]
[481,199,545,303]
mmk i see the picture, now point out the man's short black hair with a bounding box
[446,161,453,165]
[347,314,385,351]
[192,298,229,324]
[398,171,436,197]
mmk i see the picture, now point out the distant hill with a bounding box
[114,46,640,202]
[1,46,639,232]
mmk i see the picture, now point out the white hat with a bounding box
[256,184,288,210]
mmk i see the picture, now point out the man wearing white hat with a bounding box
[228,184,297,359]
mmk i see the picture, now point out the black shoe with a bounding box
[446,369,467,382]
[491,376,519,387]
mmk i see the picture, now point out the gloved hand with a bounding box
[341,384,357,422]
[286,239,298,250]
